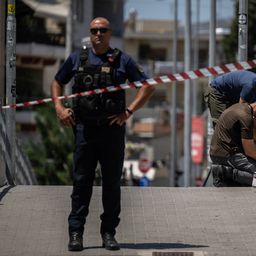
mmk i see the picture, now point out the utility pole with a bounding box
[192,0,200,185]
[205,0,216,186]
[184,0,192,187]
[209,0,216,68]
[0,1,5,103]
[64,0,73,96]
[238,0,248,61]
[170,0,178,187]
[193,0,200,115]
[0,0,6,185]
[65,0,72,59]
[5,0,16,185]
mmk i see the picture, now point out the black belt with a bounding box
[80,118,110,126]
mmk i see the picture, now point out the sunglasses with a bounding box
[90,27,110,35]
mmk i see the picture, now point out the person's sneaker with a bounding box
[102,232,120,251]
[68,232,83,251]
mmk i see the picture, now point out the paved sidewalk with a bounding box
[0,185,256,256]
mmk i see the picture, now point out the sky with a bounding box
[124,0,235,24]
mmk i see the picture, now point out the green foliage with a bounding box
[222,1,256,62]
[25,104,73,185]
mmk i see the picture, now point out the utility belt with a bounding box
[72,93,124,126]
[73,92,125,125]
[73,107,112,126]
[77,117,110,126]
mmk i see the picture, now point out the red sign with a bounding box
[191,117,204,164]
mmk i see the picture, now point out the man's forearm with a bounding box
[128,84,155,113]
[51,79,64,109]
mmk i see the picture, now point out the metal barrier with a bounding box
[0,110,37,185]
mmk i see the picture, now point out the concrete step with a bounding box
[0,185,255,256]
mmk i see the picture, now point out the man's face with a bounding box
[90,18,112,48]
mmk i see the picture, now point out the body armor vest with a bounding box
[73,47,125,123]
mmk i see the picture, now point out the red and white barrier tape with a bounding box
[1,59,256,110]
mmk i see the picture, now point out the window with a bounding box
[139,44,166,61]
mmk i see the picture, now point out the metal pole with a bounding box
[5,0,16,185]
[238,0,248,61]
[193,0,200,115]
[64,0,73,97]
[0,0,6,185]
[170,0,178,187]
[0,1,5,104]
[209,0,216,68]
[184,0,192,187]
[65,0,72,59]
[205,0,216,186]
[192,0,200,186]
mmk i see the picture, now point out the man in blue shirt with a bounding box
[51,17,155,251]
[205,70,256,127]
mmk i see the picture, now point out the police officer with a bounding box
[51,17,154,251]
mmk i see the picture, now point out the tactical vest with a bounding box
[73,47,125,124]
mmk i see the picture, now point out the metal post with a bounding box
[209,0,216,68]
[238,0,248,61]
[205,0,216,186]
[5,0,16,185]
[192,0,200,186]
[0,0,6,185]
[184,0,192,187]
[65,0,72,59]
[193,0,200,115]
[170,0,178,187]
[64,0,73,97]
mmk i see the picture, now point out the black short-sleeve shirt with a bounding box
[210,103,254,158]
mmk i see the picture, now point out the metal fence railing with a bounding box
[0,110,37,185]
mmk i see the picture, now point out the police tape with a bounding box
[1,59,256,110]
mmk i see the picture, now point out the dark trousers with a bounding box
[211,153,256,186]
[68,123,125,236]
[204,84,233,128]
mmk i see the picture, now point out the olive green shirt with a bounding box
[210,103,254,158]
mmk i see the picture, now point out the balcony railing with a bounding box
[17,31,65,46]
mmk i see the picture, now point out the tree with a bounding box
[25,104,73,185]
[222,1,256,62]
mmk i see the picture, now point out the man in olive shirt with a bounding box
[210,102,256,186]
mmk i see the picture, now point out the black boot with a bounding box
[68,232,83,251]
[211,164,227,187]
[102,232,120,250]
[232,169,253,186]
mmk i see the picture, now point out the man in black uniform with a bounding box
[210,102,256,186]
[51,17,154,251]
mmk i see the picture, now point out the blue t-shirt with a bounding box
[211,70,256,103]
[55,47,148,86]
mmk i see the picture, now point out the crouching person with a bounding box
[210,102,256,187]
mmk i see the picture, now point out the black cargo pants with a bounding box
[68,123,125,236]
[210,153,256,186]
